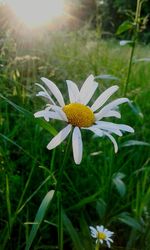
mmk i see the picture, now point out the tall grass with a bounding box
[0,28,150,250]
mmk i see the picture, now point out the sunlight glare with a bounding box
[7,0,65,28]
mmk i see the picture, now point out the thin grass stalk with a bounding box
[2,166,50,249]
[58,192,63,250]
[124,41,136,96]
[5,174,12,239]
[54,132,72,250]
[54,132,72,195]
[124,0,142,96]
[16,162,36,213]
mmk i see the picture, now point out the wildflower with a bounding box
[89,225,114,248]
[34,74,134,164]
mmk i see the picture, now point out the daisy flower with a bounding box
[34,74,134,164]
[89,225,114,248]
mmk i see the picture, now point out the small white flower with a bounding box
[89,225,114,248]
[34,74,134,164]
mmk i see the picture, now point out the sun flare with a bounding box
[6,0,65,28]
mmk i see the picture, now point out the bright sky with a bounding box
[5,0,65,28]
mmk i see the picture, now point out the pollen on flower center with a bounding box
[63,103,95,127]
[97,232,106,240]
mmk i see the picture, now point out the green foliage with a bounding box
[116,20,133,35]
[112,172,126,197]
[25,190,54,250]
[0,26,150,250]
[62,210,84,250]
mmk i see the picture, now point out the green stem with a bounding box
[95,0,101,37]
[124,40,135,96]
[124,0,142,96]
[54,133,72,250]
[54,132,72,194]
[95,241,100,250]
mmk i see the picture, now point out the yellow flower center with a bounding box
[63,103,95,127]
[97,232,106,240]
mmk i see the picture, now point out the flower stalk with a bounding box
[55,132,72,250]
[124,0,143,96]
[95,241,100,250]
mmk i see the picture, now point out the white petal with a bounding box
[95,98,129,120]
[117,124,134,133]
[106,240,111,248]
[34,109,66,122]
[89,226,97,238]
[79,74,98,105]
[86,126,103,137]
[47,124,72,150]
[72,127,83,164]
[66,80,80,103]
[95,121,123,136]
[107,238,113,243]
[97,225,104,232]
[107,231,114,236]
[89,226,97,234]
[103,97,129,109]
[34,110,49,121]
[51,106,68,122]
[106,232,114,237]
[36,91,50,100]
[35,83,56,105]
[41,77,65,107]
[91,85,119,112]
[96,122,134,135]
[102,110,121,119]
[91,233,97,238]
[103,132,118,153]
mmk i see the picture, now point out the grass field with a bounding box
[0,29,150,250]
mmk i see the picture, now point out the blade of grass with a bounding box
[62,210,83,250]
[5,174,12,239]
[16,175,52,214]
[25,190,54,250]
[57,192,63,250]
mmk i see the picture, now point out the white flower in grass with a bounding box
[89,225,114,248]
[34,74,134,164]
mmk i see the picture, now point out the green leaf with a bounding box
[25,190,54,250]
[68,192,99,211]
[96,199,106,219]
[118,212,143,231]
[0,94,31,116]
[121,140,150,147]
[112,172,126,197]
[128,101,144,119]
[17,176,52,214]
[62,211,83,250]
[116,20,133,35]
[0,94,57,136]
[36,118,57,136]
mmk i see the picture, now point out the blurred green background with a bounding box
[0,0,150,249]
